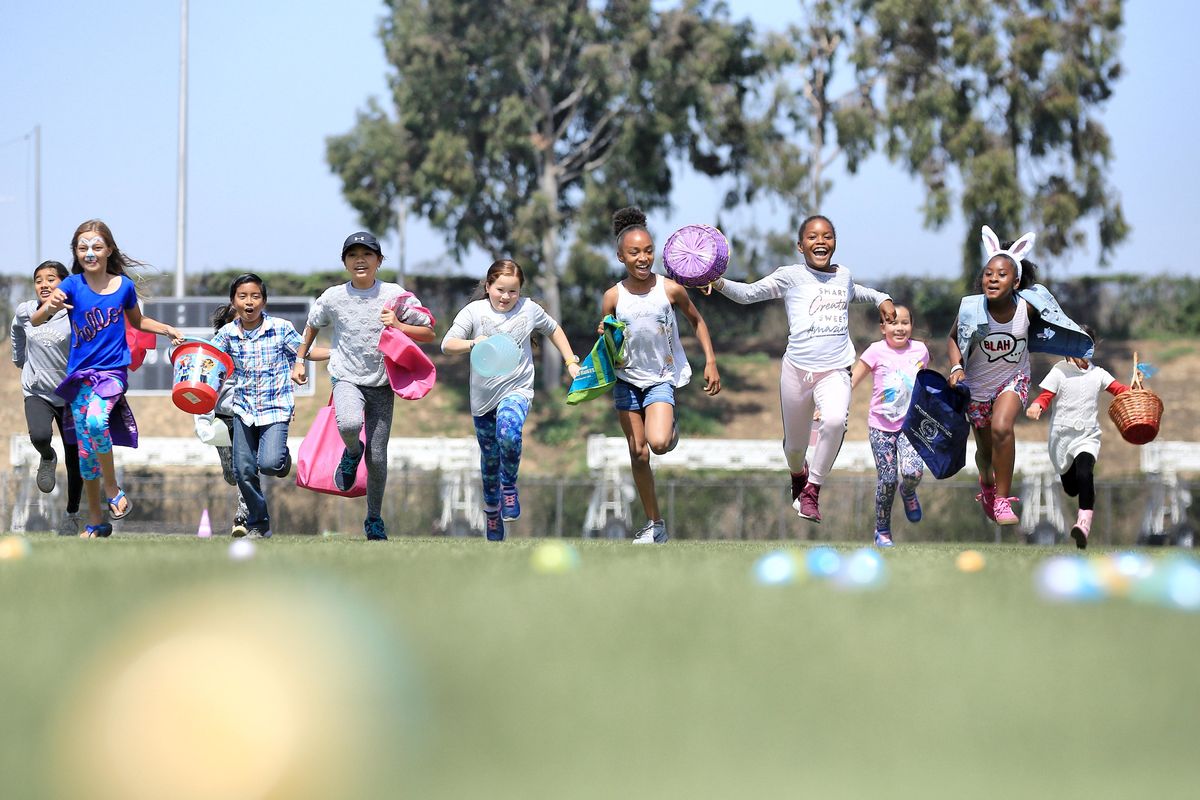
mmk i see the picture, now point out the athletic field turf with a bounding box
[2,535,1198,799]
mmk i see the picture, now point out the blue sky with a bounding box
[0,1,1194,285]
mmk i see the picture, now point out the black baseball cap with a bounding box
[341,231,383,259]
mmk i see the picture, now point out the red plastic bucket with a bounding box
[169,338,233,414]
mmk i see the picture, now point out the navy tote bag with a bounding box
[902,369,972,479]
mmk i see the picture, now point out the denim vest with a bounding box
[956,284,1093,361]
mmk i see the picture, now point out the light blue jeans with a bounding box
[232,418,290,529]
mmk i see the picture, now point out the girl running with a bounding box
[947,226,1093,528]
[32,220,183,538]
[710,214,895,523]
[851,304,929,547]
[10,261,83,535]
[603,207,720,544]
[442,259,580,541]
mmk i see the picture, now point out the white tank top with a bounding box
[965,299,1030,401]
[615,276,692,389]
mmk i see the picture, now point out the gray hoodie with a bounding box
[10,299,71,405]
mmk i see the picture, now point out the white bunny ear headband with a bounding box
[981,225,1035,284]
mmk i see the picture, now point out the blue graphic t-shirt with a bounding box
[60,273,138,373]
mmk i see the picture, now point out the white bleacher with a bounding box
[1138,441,1200,544]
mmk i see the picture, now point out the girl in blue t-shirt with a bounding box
[33,219,183,538]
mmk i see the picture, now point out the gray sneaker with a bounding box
[57,511,82,537]
[244,526,271,540]
[37,453,57,493]
[632,519,668,544]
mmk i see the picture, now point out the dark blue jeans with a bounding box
[232,418,290,529]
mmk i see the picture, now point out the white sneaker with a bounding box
[632,520,668,544]
[57,511,82,537]
[37,453,57,493]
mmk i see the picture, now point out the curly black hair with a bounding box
[612,207,649,248]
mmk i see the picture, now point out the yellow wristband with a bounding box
[565,355,580,365]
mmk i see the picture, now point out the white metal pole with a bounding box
[174,0,189,298]
[397,202,407,284]
[33,125,41,264]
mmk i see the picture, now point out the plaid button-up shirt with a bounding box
[210,314,302,426]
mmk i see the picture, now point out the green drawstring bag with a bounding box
[566,316,626,405]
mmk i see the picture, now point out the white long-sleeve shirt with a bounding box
[718,263,890,371]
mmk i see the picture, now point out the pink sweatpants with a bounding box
[780,361,850,484]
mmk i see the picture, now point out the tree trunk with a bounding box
[539,162,564,390]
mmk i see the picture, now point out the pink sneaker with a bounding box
[1070,509,1093,549]
[976,479,997,521]
[797,482,822,523]
[992,496,1020,525]
[790,464,809,509]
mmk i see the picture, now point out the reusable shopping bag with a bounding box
[295,395,368,497]
[902,369,972,479]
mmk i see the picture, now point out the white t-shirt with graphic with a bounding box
[718,263,890,371]
[964,300,1030,401]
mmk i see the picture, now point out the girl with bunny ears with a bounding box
[947,226,1093,528]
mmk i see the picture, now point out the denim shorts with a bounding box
[613,380,675,411]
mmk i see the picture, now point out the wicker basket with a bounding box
[1108,352,1163,445]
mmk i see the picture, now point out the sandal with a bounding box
[107,489,132,520]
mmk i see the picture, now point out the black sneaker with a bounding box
[364,517,387,541]
[231,517,248,538]
[334,445,363,492]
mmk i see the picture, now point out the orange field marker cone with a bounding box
[197,508,212,538]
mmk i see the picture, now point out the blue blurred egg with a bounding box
[805,546,841,579]
[835,548,887,590]
[754,550,799,585]
[1035,556,1104,603]
[1160,556,1200,611]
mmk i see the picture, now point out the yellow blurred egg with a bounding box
[0,536,31,561]
[956,550,986,573]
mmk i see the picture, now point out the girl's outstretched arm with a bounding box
[548,327,581,380]
[947,317,965,389]
[292,325,319,385]
[598,286,618,334]
[711,269,788,305]
[127,306,183,344]
[668,281,720,396]
[850,359,871,390]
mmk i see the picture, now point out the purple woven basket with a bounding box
[662,224,729,288]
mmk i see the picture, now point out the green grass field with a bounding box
[2,535,1199,799]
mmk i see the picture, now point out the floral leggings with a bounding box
[472,395,530,510]
[868,426,924,533]
[69,382,117,481]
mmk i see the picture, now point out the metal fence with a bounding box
[3,467,1195,546]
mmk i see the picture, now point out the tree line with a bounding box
[326,0,1128,385]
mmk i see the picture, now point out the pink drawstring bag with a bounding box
[379,293,437,400]
[295,396,368,497]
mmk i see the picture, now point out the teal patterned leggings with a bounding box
[69,382,117,481]
[472,395,530,509]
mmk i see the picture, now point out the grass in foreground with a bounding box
[1,535,1198,799]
